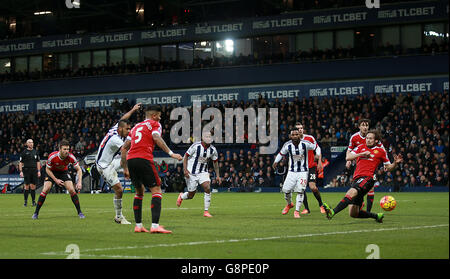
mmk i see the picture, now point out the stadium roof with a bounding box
[0,0,283,40]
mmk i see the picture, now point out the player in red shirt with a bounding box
[296,123,325,214]
[121,105,182,234]
[346,119,384,212]
[32,140,85,219]
[323,130,402,223]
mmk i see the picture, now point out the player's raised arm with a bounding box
[120,103,142,121]
[152,133,183,161]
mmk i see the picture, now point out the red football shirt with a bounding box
[301,134,318,168]
[126,119,162,161]
[348,132,384,151]
[46,151,78,172]
[352,144,390,179]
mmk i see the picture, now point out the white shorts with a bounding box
[185,172,210,192]
[96,158,121,187]
[282,171,308,193]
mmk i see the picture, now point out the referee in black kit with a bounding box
[19,139,41,207]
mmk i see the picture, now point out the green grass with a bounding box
[0,192,448,259]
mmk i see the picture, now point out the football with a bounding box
[380,195,397,211]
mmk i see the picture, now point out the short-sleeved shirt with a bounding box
[351,144,391,179]
[185,142,218,174]
[46,151,78,172]
[20,149,40,169]
[278,140,318,173]
[127,119,162,162]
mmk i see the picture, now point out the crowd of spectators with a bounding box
[1,40,447,84]
[1,90,449,191]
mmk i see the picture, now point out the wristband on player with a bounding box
[168,150,174,156]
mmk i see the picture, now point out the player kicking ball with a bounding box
[322,130,403,223]
[177,132,221,217]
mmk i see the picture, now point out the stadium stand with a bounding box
[1,90,448,192]
[0,0,448,194]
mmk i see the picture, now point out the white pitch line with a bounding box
[41,224,449,257]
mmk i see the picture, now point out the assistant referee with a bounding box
[19,139,41,207]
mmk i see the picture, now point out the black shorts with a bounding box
[127,158,161,188]
[308,167,317,183]
[23,168,38,185]
[44,170,72,185]
[350,176,375,207]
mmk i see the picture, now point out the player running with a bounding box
[177,131,221,218]
[346,119,384,212]
[295,123,325,214]
[273,129,321,219]
[95,103,140,225]
[121,105,182,234]
[323,130,402,223]
[32,140,85,219]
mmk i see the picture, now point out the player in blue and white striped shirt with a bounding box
[95,103,140,224]
[273,129,321,218]
[177,132,221,218]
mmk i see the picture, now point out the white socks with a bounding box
[295,192,304,211]
[113,198,122,218]
[204,193,211,211]
[180,192,212,211]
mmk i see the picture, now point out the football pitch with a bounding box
[0,192,448,259]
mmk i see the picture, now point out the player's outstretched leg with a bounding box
[70,192,85,218]
[352,207,384,223]
[176,191,193,207]
[366,189,375,212]
[32,191,48,219]
[322,202,334,220]
[32,181,52,219]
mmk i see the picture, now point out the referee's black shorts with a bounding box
[23,168,38,185]
[350,176,375,207]
[127,158,161,188]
